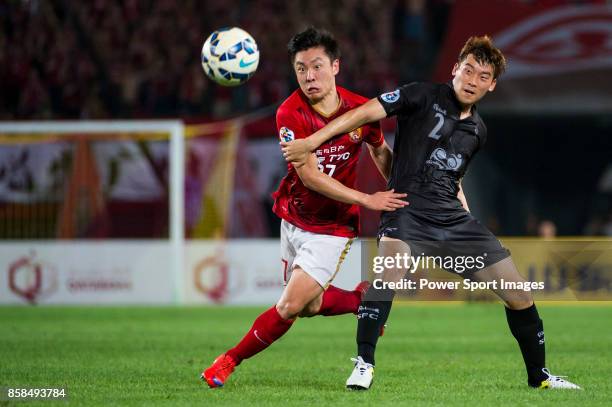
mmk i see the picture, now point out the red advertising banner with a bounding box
[434,1,612,114]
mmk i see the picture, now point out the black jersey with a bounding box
[377,82,487,212]
[376,81,510,268]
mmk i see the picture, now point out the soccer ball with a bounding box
[201,27,259,87]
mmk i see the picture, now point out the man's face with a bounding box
[451,53,497,106]
[293,46,339,103]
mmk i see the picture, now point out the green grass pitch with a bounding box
[1,304,610,406]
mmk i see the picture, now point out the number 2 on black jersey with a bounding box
[427,112,445,140]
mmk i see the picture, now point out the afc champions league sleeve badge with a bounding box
[380,89,400,103]
[279,127,295,142]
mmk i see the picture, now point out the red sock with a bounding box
[317,285,361,316]
[226,306,294,365]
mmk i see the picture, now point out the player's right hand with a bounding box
[362,189,409,211]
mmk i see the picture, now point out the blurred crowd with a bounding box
[0,0,450,120]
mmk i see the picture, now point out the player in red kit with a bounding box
[273,82,387,238]
[202,27,407,388]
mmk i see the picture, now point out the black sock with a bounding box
[356,287,395,365]
[505,304,547,386]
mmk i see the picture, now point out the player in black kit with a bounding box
[281,36,581,391]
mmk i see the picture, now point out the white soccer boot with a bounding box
[537,368,582,389]
[346,356,374,390]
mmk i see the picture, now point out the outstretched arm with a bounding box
[294,154,407,211]
[281,98,387,165]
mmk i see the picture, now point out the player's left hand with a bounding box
[281,138,312,165]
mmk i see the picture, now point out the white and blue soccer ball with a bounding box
[201,27,259,87]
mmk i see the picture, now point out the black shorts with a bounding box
[377,208,510,274]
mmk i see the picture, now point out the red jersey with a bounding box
[272,86,384,238]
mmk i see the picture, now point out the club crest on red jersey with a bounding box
[279,127,295,142]
[348,127,363,143]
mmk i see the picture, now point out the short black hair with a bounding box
[287,27,340,63]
